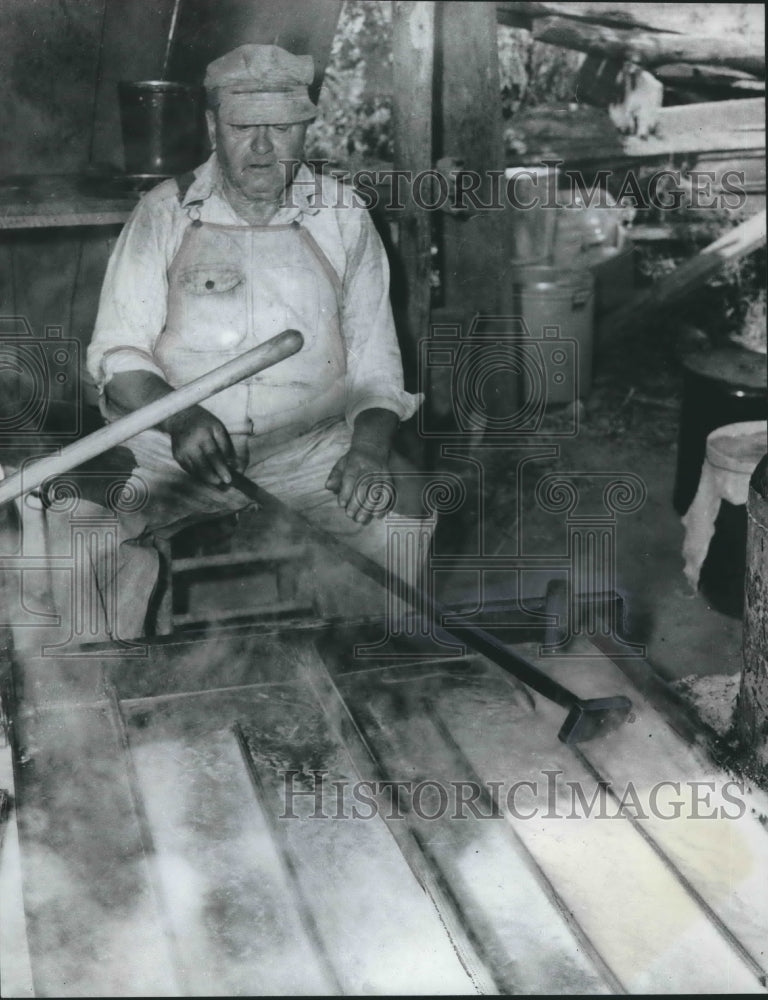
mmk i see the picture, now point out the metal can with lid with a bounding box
[504,265,595,407]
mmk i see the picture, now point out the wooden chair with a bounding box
[151,509,314,635]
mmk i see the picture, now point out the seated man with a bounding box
[87,44,427,637]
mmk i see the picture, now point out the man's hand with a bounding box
[325,407,399,523]
[325,445,393,523]
[163,406,240,487]
[105,372,241,488]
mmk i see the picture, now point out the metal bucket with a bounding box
[507,265,595,406]
[118,80,204,175]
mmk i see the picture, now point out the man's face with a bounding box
[206,110,307,204]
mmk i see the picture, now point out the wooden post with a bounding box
[391,2,435,468]
[437,1,505,320]
[738,453,768,784]
[392,1,435,381]
[433,0,512,446]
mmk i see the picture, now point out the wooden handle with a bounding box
[228,470,581,711]
[0,328,303,508]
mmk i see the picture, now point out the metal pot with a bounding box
[118,80,204,175]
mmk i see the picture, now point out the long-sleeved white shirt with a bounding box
[87,155,422,427]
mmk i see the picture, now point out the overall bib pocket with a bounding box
[174,265,246,351]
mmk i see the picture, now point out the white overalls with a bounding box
[108,206,428,638]
[156,215,347,439]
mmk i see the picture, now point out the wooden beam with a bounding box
[508,99,765,166]
[601,211,767,339]
[437,1,505,317]
[496,2,682,33]
[497,2,766,40]
[532,16,765,77]
[392,2,434,372]
[621,97,765,158]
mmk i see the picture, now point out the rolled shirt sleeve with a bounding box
[338,202,423,427]
[86,190,176,390]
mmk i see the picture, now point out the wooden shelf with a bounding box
[0,174,139,230]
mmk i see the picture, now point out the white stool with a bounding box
[681,420,768,590]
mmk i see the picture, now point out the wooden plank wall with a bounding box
[0,0,177,413]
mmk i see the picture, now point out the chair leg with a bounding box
[275,560,298,602]
[152,536,174,636]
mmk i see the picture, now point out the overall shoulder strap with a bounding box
[297,225,343,300]
[175,171,200,205]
